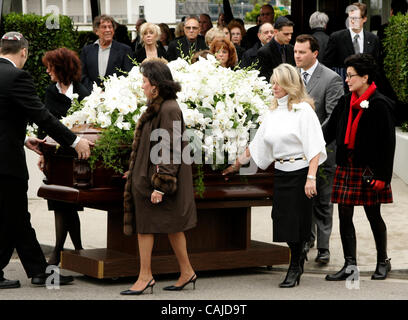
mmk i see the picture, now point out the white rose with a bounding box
[360,100,369,109]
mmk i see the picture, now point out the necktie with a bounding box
[303,72,309,85]
[353,34,360,54]
[281,45,286,63]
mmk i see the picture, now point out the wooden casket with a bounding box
[38,126,289,279]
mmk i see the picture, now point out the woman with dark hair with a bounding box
[120,59,197,295]
[209,38,237,68]
[227,19,247,59]
[38,47,90,266]
[158,23,174,51]
[324,53,396,281]
[135,23,168,63]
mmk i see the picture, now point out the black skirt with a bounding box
[272,167,312,243]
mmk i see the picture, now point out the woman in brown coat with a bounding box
[120,59,197,295]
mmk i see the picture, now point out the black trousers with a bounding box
[0,175,47,279]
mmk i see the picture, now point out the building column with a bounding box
[127,0,133,24]
[105,0,111,15]
[21,0,27,14]
[41,0,46,16]
[62,0,67,15]
[83,0,88,23]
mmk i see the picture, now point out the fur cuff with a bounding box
[151,173,177,195]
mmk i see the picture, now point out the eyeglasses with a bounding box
[185,26,199,30]
[346,73,359,79]
[349,17,362,21]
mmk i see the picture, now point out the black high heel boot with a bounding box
[280,243,302,288]
[372,258,391,280]
[326,235,357,281]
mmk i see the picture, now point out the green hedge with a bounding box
[3,13,79,100]
[245,4,289,22]
[383,13,408,104]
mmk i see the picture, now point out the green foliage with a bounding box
[245,4,289,22]
[383,13,408,104]
[3,13,79,100]
[401,121,408,132]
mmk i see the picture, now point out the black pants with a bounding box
[0,175,47,279]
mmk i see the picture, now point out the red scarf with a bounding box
[344,82,377,149]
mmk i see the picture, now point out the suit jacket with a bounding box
[0,58,77,180]
[134,43,168,64]
[311,28,329,62]
[322,29,380,68]
[80,40,134,92]
[167,36,207,62]
[257,38,295,81]
[37,81,90,139]
[304,62,344,167]
[241,42,262,68]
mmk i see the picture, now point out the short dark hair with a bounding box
[274,16,294,30]
[42,48,82,85]
[295,34,320,53]
[0,32,28,55]
[140,59,181,100]
[351,2,367,18]
[391,0,408,15]
[93,15,117,32]
[344,53,377,84]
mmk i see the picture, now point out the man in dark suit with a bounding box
[241,22,274,69]
[257,16,295,81]
[322,3,379,85]
[244,4,275,50]
[0,32,93,289]
[294,34,344,264]
[81,15,134,92]
[167,16,207,62]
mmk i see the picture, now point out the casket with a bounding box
[38,126,289,279]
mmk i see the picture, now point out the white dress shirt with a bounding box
[301,60,319,84]
[349,29,364,53]
[249,95,327,172]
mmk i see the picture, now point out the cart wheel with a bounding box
[111,277,119,281]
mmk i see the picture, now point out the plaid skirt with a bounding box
[331,165,393,206]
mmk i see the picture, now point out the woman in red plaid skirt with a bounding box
[323,54,396,281]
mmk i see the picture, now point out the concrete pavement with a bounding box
[1,174,408,300]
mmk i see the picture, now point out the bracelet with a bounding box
[307,175,316,181]
[154,189,165,195]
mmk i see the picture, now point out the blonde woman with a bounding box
[204,27,225,47]
[223,64,327,288]
[135,22,168,63]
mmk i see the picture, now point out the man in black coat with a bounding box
[244,4,275,50]
[81,15,134,92]
[167,16,207,62]
[240,22,274,69]
[309,11,330,62]
[322,3,379,82]
[0,32,93,289]
[257,17,295,81]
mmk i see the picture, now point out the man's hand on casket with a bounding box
[25,137,45,155]
[74,138,94,160]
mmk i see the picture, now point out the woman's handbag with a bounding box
[362,167,374,186]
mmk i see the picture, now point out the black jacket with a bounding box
[257,38,295,81]
[134,44,168,64]
[167,36,208,62]
[241,42,262,69]
[322,29,379,68]
[0,58,77,180]
[80,40,134,91]
[38,82,90,139]
[323,91,395,183]
[311,28,329,62]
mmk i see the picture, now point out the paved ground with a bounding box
[1,174,408,300]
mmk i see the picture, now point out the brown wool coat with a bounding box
[123,97,197,235]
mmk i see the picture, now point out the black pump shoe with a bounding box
[371,258,391,280]
[163,274,197,291]
[0,278,21,289]
[120,278,155,295]
[279,267,302,288]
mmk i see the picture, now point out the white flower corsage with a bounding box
[360,100,369,109]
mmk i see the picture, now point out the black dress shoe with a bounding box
[371,258,391,280]
[31,272,74,286]
[315,249,330,264]
[0,278,21,289]
[163,274,197,291]
[120,279,155,295]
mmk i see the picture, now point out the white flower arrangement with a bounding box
[61,56,273,172]
[360,100,369,109]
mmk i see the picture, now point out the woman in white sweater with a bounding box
[224,64,327,288]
